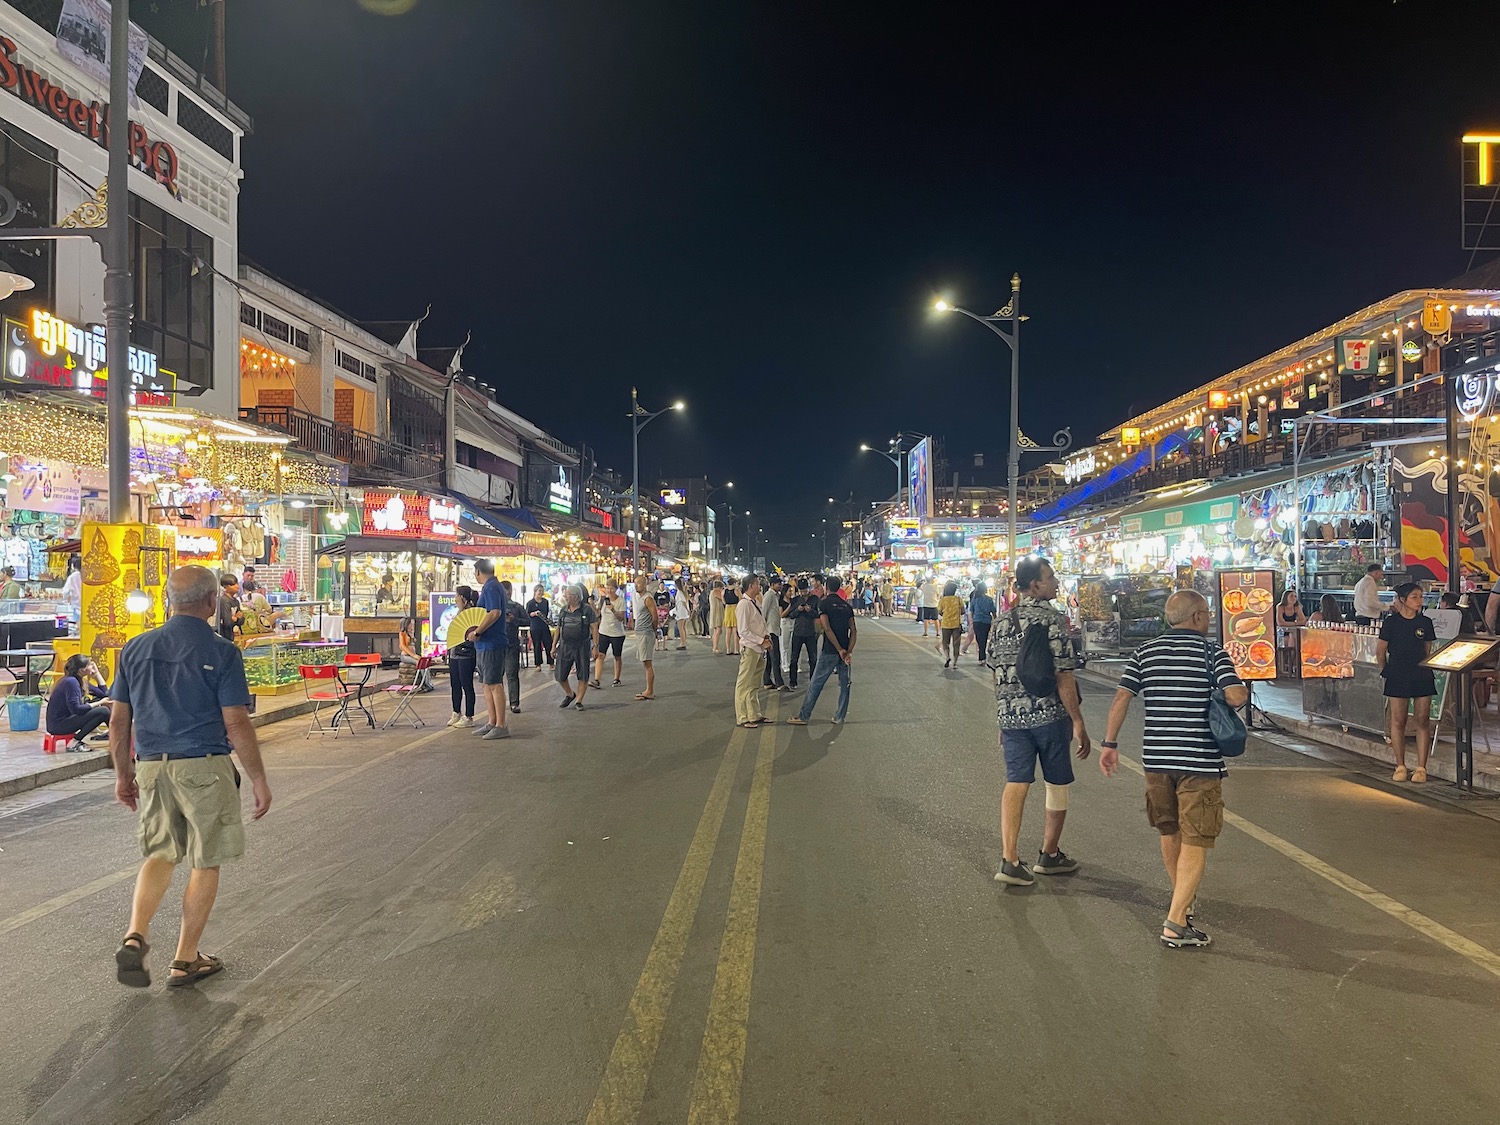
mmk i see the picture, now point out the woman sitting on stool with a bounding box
[47,654,112,743]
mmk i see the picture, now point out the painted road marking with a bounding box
[1111,753,1500,981]
[687,719,777,1125]
[586,733,749,1125]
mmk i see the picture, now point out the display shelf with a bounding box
[243,636,344,696]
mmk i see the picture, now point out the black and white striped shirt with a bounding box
[1118,630,1243,776]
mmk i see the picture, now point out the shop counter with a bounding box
[1299,625,1388,734]
[242,635,346,696]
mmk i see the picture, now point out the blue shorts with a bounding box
[1001,718,1075,785]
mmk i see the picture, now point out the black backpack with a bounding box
[1009,607,1058,698]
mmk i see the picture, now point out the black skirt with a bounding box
[1382,667,1437,699]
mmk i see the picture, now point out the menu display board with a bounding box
[1421,637,1500,672]
[1300,628,1355,679]
[1217,569,1277,681]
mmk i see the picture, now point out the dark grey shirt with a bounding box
[110,614,252,758]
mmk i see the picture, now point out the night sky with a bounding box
[142,0,1500,569]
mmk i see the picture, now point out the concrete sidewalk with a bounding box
[0,670,402,799]
[1081,656,1500,796]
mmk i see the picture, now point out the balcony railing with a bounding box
[239,405,443,482]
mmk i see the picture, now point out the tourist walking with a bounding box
[696,583,710,636]
[921,574,941,637]
[592,579,627,687]
[1378,582,1438,783]
[446,584,479,727]
[1100,589,1247,948]
[110,566,271,988]
[674,582,692,649]
[734,574,772,728]
[762,575,786,690]
[633,577,658,700]
[471,558,512,740]
[555,584,597,709]
[967,580,996,662]
[938,580,964,667]
[526,584,554,668]
[710,579,727,653]
[987,557,1092,888]
[788,575,856,725]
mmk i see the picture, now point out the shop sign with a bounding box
[1400,339,1424,363]
[661,516,684,531]
[1282,381,1301,410]
[1129,498,1238,536]
[361,491,460,541]
[4,309,174,404]
[892,544,931,562]
[1422,299,1453,337]
[659,488,686,506]
[1454,366,1495,421]
[1336,337,1377,376]
[6,456,81,515]
[1466,305,1500,317]
[173,529,222,559]
[1062,451,1097,483]
[1120,427,1141,447]
[0,34,179,192]
[588,505,613,529]
[548,466,574,515]
[888,518,922,542]
[1207,390,1229,411]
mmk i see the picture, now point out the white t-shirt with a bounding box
[596,594,627,637]
[1353,575,1383,620]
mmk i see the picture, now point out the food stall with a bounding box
[1299,622,1388,734]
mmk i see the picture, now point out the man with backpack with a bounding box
[987,557,1092,887]
[1100,589,1247,948]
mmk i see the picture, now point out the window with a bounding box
[240,301,310,352]
[262,313,292,344]
[335,348,377,382]
[130,194,214,391]
[239,303,260,329]
[0,123,56,325]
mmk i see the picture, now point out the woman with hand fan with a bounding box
[445,586,485,728]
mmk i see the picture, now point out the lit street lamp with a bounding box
[935,278,1068,571]
[859,442,905,509]
[630,389,684,577]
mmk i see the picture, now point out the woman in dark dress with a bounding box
[526,584,554,668]
[1377,582,1437,785]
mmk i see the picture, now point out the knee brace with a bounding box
[1044,782,1069,812]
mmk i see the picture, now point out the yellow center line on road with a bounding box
[686,717,777,1125]
[1111,753,1500,982]
[586,732,750,1125]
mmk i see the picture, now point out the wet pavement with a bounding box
[2,619,1498,1124]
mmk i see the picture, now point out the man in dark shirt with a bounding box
[217,574,244,641]
[110,566,271,989]
[786,578,820,687]
[554,583,597,708]
[471,558,511,740]
[789,575,856,725]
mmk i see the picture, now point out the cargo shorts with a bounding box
[136,754,245,868]
[1144,771,1224,849]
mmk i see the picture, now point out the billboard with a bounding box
[907,438,933,520]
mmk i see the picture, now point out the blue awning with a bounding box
[1031,430,1192,524]
[452,493,527,539]
[493,507,547,533]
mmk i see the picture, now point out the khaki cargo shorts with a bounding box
[1145,771,1224,849]
[137,755,245,868]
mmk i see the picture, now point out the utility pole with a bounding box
[105,0,133,523]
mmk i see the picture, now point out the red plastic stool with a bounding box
[42,733,77,754]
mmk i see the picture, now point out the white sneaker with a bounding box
[455,717,474,728]
[446,713,463,727]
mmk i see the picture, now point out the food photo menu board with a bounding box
[1217,569,1278,681]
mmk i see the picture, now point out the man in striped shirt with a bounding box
[1101,590,1247,948]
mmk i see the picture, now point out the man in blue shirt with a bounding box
[110,565,271,989]
[471,558,512,740]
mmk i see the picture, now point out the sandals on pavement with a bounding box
[167,952,224,988]
[612,679,622,686]
[634,693,655,701]
[737,721,761,729]
[1160,920,1211,949]
[115,932,151,988]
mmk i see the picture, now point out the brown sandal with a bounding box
[115,932,150,988]
[167,952,224,988]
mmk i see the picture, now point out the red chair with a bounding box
[300,664,355,738]
[381,655,432,730]
[342,652,382,728]
[43,732,78,754]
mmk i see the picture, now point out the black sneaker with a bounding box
[993,859,1034,886]
[559,695,576,709]
[1033,849,1079,875]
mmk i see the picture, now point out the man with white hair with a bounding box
[110,565,271,989]
[1102,588,1248,949]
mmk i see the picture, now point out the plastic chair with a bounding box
[43,732,77,753]
[381,655,432,730]
[300,664,355,738]
[342,652,382,728]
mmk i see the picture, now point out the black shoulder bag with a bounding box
[1009,607,1058,698]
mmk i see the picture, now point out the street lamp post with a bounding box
[630,388,684,578]
[860,443,905,509]
[705,478,733,561]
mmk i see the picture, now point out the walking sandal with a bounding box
[167,952,224,988]
[1160,920,1211,949]
[115,932,150,988]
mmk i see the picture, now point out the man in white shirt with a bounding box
[921,575,941,637]
[761,576,786,690]
[1353,563,1384,626]
[734,575,772,728]
[592,580,628,687]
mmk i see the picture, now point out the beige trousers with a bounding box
[735,646,765,724]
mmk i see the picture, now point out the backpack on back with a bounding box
[1008,607,1058,698]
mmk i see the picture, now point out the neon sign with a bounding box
[3,309,173,405]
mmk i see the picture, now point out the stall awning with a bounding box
[450,493,537,539]
[493,507,547,533]
[316,535,466,559]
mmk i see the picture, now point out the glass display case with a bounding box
[242,636,345,696]
[344,545,462,620]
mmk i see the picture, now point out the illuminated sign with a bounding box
[0,35,179,192]
[6,456,81,515]
[661,516,684,531]
[361,491,460,541]
[888,518,922,542]
[1401,339,1424,363]
[1207,390,1229,411]
[659,488,686,506]
[907,438,933,520]
[1062,451,1097,484]
[1422,299,1453,337]
[173,529,223,559]
[589,505,613,529]
[548,466,574,515]
[1465,305,1500,317]
[1455,367,1496,421]
[1120,427,1141,446]
[1336,337,1377,375]
[892,544,931,562]
[3,310,174,404]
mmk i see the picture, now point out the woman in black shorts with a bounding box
[1377,581,1437,784]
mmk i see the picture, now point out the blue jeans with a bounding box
[797,649,850,722]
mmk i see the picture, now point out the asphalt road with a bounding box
[3,619,1499,1125]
